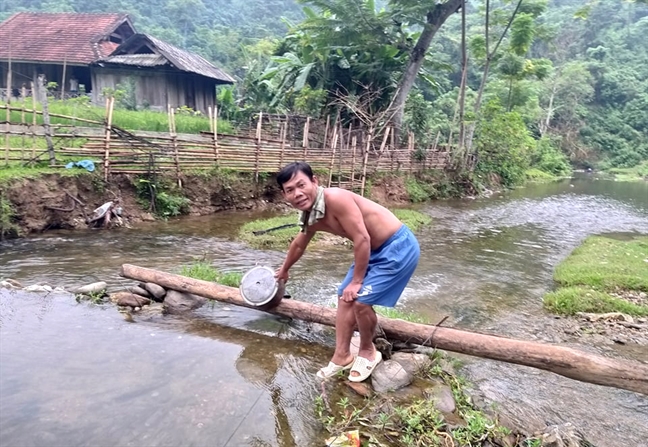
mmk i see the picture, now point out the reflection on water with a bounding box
[1,176,648,446]
[0,290,330,447]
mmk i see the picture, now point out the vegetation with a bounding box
[544,236,648,316]
[0,193,19,239]
[135,177,190,218]
[179,261,243,287]
[239,208,431,250]
[314,351,527,447]
[606,160,648,182]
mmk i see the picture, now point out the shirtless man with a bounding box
[275,162,420,382]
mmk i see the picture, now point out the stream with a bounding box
[1,174,647,447]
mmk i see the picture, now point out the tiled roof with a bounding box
[103,34,235,83]
[0,12,131,64]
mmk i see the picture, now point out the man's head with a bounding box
[277,162,319,211]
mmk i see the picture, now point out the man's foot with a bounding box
[316,356,355,379]
[348,351,382,382]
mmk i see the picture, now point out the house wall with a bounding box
[92,67,217,113]
[0,61,91,100]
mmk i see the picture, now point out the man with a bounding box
[275,162,420,382]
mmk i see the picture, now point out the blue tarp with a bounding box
[65,160,95,172]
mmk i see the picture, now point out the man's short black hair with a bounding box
[277,161,314,190]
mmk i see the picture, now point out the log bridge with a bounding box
[121,264,648,396]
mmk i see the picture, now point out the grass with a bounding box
[3,99,233,134]
[606,160,648,182]
[315,351,521,447]
[525,168,559,182]
[0,193,19,239]
[543,236,648,316]
[179,261,243,287]
[374,306,430,324]
[238,209,432,250]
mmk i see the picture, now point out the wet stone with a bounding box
[110,292,151,307]
[371,360,414,393]
[539,423,586,447]
[144,283,166,302]
[129,285,151,298]
[75,281,107,294]
[163,290,207,313]
[427,384,456,414]
[390,352,432,376]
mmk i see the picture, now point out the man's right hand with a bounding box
[275,268,290,283]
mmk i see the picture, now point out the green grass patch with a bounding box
[239,213,302,250]
[525,168,558,182]
[179,261,243,287]
[238,209,431,250]
[374,306,430,324]
[0,193,19,239]
[3,99,233,134]
[543,236,648,316]
[606,160,648,182]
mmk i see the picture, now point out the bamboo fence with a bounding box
[1,102,451,193]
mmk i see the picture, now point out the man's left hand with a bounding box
[341,282,363,302]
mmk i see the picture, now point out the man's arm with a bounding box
[276,230,315,282]
[327,190,370,300]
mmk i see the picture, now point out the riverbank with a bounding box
[0,168,477,239]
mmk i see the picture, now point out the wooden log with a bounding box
[120,263,648,396]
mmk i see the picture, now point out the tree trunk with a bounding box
[391,0,463,140]
[121,264,648,396]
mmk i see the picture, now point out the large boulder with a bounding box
[163,290,207,313]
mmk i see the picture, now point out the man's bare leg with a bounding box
[350,302,378,378]
[329,298,356,366]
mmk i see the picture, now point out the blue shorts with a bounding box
[337,225,420,307]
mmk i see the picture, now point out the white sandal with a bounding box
[316,359,355,379]
[348,351,382,382]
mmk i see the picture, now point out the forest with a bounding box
[2,0,647,186]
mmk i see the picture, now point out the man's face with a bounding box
[281,171,319,211]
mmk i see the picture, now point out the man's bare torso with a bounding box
[307,188,402,250]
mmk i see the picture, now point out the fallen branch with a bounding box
[120,264,648,396]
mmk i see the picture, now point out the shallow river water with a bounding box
[1,175,647,447]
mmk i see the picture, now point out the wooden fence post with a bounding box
[327,118,340,187]
[30,82,36,161]
[37,75,56,166]
[255,111,262,183]
[168,106,181,187]
[278,122,286,170]
[408,132,414,173]
[103,96,114,181]
[4,103,9,166]
[302,116,310,159]
[210,106,219,167]
[350,135,357,191]
[360,130,372,197]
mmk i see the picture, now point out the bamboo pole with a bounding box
[37,75,56,166]
[322,115,330,152]
[213,106,219,167]
[120,264,648,396]
[327,117,340,188]
[302,116,310,159]
[61,55,67,100]
[4,102,9,166]
[103,97,115,181]
[350,135,357,190]
[168,107,181,187]
[408,132,414,173]
[31,82,36,161]
[390,126,396,172]
[255,112,262,183]
[278,122,286,169]
[360,130,372,197]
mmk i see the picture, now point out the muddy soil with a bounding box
[1,172,408,236]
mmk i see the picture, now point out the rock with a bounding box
[24,284,53,293]
[75,281,108,294]
[5,279,22,288]
[1,280,21,289]
[390,352,432,375]
[163,290,207,313]
[144,283,166,302]
[540,423,586,447]
[345,381,373,398]
[371,359,414,393]
[129,285,151,298]
[427,385,456,414]
[374,337,393,359]
[110,292,151,307]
